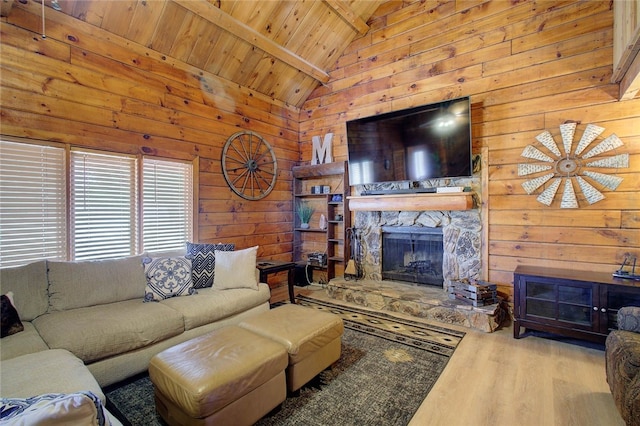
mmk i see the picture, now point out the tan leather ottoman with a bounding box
[239,304,344,392]
[148,325,287,426]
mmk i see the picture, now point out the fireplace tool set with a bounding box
[345,227,363,280]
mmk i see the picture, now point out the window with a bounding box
[0,139,194,267]
[0,141,67,267]
[142,158,193,253]
[71,149,139,261]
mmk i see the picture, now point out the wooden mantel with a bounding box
[348,192,475,211]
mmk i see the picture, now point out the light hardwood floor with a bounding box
[272,284,625,426]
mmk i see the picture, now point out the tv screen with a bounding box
[346,96,472,185]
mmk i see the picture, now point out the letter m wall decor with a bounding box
[311,133,333,165]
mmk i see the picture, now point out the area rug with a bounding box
[105,297,464,426]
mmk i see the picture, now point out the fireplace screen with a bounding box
[381,226,444,286]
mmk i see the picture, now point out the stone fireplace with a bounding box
[325,178,507,333]
[353,208,482,291]
[381,226,443,286]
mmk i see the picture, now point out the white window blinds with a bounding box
[0,141,67,268]
[70,149,138,260]
[142,158,193,252]
[1,141,194,266]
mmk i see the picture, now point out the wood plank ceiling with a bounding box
[13,0,385,108]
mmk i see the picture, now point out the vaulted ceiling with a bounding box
[7,0,385,108]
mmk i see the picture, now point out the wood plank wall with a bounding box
[0,2,299,263]
[298,0,640,300]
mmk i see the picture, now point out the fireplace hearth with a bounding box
[381,226,443,286]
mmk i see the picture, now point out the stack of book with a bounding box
[448,280,498,306]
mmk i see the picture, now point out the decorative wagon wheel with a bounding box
[518,122,628,208]
[221,131,277,200]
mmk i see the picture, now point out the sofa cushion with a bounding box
[213,246,259,290]
[0,260,49,321]
[0,349,105,402]
[33,300,185,363]
[143,256,195,302]
[0,322,49,361]
[1,292,24,337]
[160,284,271,330]
[0,392,112,426]
[48,255,147,311]
[186,242,235,289]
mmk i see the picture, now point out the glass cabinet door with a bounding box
[600,286,640,332]
[557,285,592,326]
[523,279,594,328]
[525,281,556,318]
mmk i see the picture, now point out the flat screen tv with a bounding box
[346,96,472,186]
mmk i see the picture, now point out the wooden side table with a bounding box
[257,260,297,303]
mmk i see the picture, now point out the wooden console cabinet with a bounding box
[513,265,640,344]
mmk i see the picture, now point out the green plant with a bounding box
[296,201,314,224]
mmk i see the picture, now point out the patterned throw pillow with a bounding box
[143,257,195,302]
[186,242,235,289]
[1,292,24,338]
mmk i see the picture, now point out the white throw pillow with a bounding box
[213,246,259,290]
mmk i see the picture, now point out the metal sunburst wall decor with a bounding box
[518,122,629,208]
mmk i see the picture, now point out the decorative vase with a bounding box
[300,223,310,229]
[319,214,327,230]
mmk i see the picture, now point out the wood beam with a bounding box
[173,0,330,84]
[348,193,475,212]
[324,0,369,35]
[612,0,640,99]
[620,49,640,100]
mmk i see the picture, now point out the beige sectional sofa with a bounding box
[0,251,271,424]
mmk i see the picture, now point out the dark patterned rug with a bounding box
[105,297,464,426]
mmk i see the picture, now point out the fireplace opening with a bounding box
[381,226,443,287]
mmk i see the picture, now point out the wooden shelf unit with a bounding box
[292,162,350,281]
